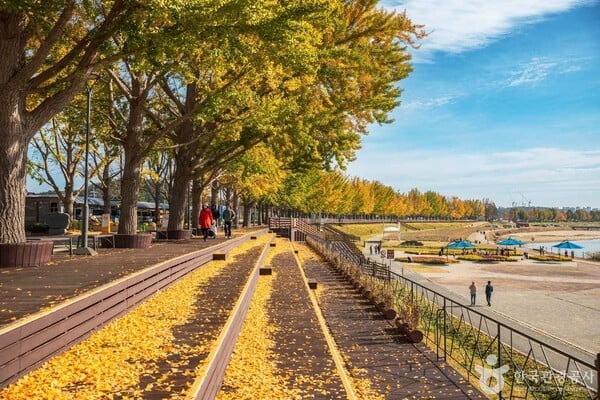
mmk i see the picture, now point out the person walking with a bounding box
[469,282,477,306]
[485,281,494,306]
[222,205,236,239]
[210,204,220,224]
[199,204,214,241]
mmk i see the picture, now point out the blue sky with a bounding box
[346,0,600,209]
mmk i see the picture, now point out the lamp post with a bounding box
[75,84,98,256]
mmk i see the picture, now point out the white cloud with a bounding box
[383,0,595,61]
[345,146,600,208]
[403,95,455,110]
[506,56,589,86]
[507,57,557,86]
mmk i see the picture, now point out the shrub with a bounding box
[26,222,49,234]
[528,254,571,262]
[400,240,423,247]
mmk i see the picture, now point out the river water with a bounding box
[524,238,600,258]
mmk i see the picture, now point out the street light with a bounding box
[75,83,98,256]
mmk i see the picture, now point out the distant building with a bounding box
[26,194,61,224]
[25,194,168,225]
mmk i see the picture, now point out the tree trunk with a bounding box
[118,153,143,234]
[117,81,151,235]
[232,194,239,228]
[210,180,219,206]
[0,129,29,244]
[191,179,204,229]
[242,198,253,227]
[0,18,33,243]
[153,183,161,224]
[167,157,192,231]
[63,196,74,219]
[258,202,266,225]
[102,185,112,216]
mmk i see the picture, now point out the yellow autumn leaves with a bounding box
[218,239,384,400]
[216,247,297,399]
[1,236,390,399]
[0,235,273,400]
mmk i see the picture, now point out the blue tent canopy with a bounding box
[498,237,525,246]
[552,240,583,250]
[447,239,476,249]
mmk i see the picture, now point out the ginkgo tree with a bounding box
[160,0,426,232]
[0,1,186,244]
[160,1,338,231]
[27,100,92,218]
[220,144,287,227]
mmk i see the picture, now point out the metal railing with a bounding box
[307,234,599,400]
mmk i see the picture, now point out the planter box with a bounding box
[114,234,152,249]
[395,319,410,335]
[407,329,424,343]
[0,241,54,268]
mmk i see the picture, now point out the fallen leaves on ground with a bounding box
[0,236,272,400]
[217,241,303,400]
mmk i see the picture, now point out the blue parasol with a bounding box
[552,240,583,250]
[447,239,476,249]
[498,237,525,246]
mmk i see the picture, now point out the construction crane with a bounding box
[519,192,532,208]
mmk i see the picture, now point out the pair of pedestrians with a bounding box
[469,281,493,306]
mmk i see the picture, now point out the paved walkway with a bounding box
[390,254,600,356]
[265,242,347,398]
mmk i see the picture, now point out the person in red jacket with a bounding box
[198,204,214,241]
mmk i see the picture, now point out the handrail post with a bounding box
[443,297,447,361]
[595,353,600,398]
[498,322,503,400]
